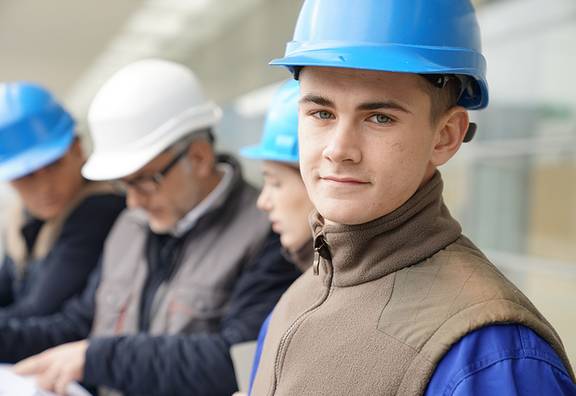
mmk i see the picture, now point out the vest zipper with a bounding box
[312,234,330,276]
[268,235,333,395]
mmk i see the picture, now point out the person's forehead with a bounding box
[299,67,427,106]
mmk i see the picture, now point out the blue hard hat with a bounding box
[271,0,489,110]
[241,79,300,164]
[0,82,75,181]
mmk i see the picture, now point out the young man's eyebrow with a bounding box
[299,94,335,108]
[300,95,411,114]
[356,101,412,114]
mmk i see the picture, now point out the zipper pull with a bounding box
[313,235,330,276]
[313,250,320,275]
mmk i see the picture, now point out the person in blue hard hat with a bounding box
[250,1,576,395]
[239,80,314,396]
[242,80,314,271]
[0,82,125,321]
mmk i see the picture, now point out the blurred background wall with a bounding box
[0,0,574,364]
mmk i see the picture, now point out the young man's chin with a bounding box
[320,206,380,226]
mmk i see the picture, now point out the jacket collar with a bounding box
[310,171,462,287]
[172,156,235,237]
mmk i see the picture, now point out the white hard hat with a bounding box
[82,59,222,181]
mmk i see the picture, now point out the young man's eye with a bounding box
[311,110,334,120]
[367,114,393,124]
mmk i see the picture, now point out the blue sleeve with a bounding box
[248,313,272,395]
[425,324,576,396]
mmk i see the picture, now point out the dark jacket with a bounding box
[0,264,99,362]
[0,185,125,321]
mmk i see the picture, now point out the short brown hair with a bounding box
[418,75,463,124]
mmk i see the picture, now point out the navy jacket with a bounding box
[0,192,125,321]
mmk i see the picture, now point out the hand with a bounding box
[13,340,89,395]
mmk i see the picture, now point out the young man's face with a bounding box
[298,67,441,225]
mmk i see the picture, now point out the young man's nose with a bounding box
[322,122,361,164]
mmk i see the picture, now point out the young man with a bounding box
[250,1,576,395]
[0,82,124,321]
[0,60,300,396]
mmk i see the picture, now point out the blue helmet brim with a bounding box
[0,128,74,181]
[270,43,489,110]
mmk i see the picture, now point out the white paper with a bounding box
[0,365,90,396]
[230,341,257,393]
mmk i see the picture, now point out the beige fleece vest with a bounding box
[251,172,574,396]
[3,182,117,276]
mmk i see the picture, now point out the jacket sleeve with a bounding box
[0,256,15,307]
[0,195,124,321]
[0,264,99,363]
[425,324,576,396]
[83,231,300,396]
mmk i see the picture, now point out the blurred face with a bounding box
[10,140,85,220]
[257,161,314,252]
[123,140,217,233]
[298,67,466,225]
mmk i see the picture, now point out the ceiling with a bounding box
[0,0,493,115]
[0,0,144,101]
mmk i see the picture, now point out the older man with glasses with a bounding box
[0,59,300,396]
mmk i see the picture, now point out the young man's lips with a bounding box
[321,176,369,184]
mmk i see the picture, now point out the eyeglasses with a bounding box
[111,147,189,195]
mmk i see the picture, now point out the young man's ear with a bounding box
[431,107,469,167]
